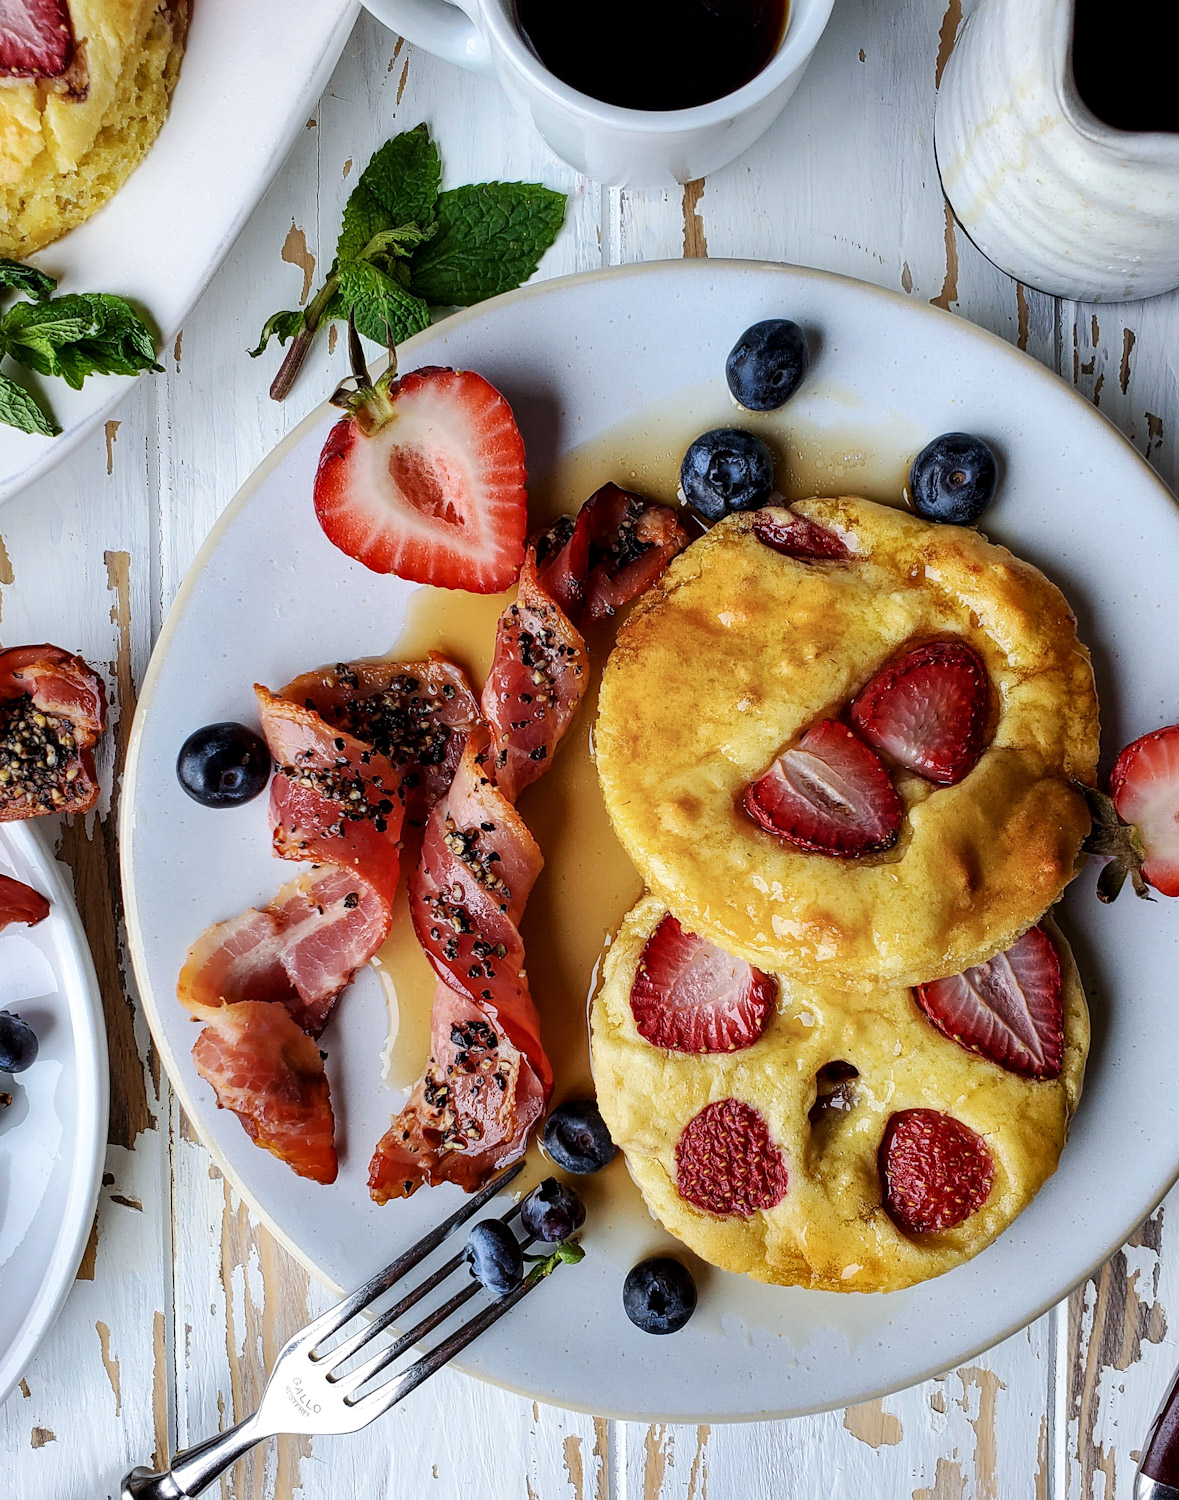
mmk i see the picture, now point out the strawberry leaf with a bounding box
[0,369,57,435]
[0,257,56,301]
[409,183,566,306]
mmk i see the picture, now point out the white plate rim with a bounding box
[121,257,1179,1421]
[0,820,109,1408]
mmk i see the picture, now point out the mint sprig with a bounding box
[252,123,567,402]
[0,257,161,436]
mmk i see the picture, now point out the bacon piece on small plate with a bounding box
[178,866,389,1039]
[256,686,405,906]
[0,644,107,821]
[0,872,50,931]
[190,999,337,1184]
[368,981,547,1201]
[281,656,481,832]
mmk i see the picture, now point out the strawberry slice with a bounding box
[850,639,989,786]
[742,718,903,857]
[629,913,776,1053]
[914,925,1064,1079]
[752,505,849,561]
[314,353,527,592]
[1089,725,1179,900]
[0,0,74,78]
[675,1097,789,1217]
[879,1109,994,1234]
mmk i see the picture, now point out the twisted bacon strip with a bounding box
[369,486,687,1200]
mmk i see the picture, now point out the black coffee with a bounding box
[1072,0,1179,133]
[514,0,789,113]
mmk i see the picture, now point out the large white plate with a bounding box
[121,261,1179,1420]
[0,0,358,505]
[0,822,107,1407]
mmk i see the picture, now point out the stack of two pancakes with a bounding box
[590,496,1099,1292]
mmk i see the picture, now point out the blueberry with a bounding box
[465,1219,524,1296]
[623,1257,697,1335]
[0,1011,38,1073]
[680,429,775,523]
[726,319,810,412]
[177,722,271,808]
[541,1100,617,1175]
[909,432,998,525]
[521,1177,586,1242]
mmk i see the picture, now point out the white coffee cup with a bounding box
[358,0,836,188]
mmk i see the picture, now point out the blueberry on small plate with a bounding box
[623,1256,697,1335]
[680,428,775,522]
[726,319,810,412]
[0,1010,38,1073]
[908,432,998,525]
[465,1219,524,1296]
[521,1177,586,1242]
[541,1100,617,1175]
[177,722,271,808]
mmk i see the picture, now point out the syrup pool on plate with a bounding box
[369,383,925,1308]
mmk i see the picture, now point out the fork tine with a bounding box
[344,1266,550,1423]
[298,1161,524,1350]
[334,1276,480,1396]
[317,1250,463,1374]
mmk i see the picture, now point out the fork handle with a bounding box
[121,1412,268,1500]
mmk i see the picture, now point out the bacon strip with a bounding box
[0,872,50,931]
[370,489,687,1200]
[0,644,107,822]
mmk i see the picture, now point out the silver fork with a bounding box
[121,1163,560,1500]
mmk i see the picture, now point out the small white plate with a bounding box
[0,822,107,1407]
[0,0,358,505]
[122,261,1179,1420]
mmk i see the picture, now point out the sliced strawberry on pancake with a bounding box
[630,913,776,1053]
[178,866,389,1038]
[0,0,74,78]
[675,1098,789,1217]
[313,356,527,592]
[850,639,990,786]
[281,656,481,831]
[0,644,106,821]
[0,872,49,931]
[257,686,404,906]
[914,925,1064,1080]
[742,718,902,856]
[190,1000,337,1184]
[752,504,850,560]
[368,982,546,1201]
[879,1108,993,1234]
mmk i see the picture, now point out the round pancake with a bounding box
[595,497,1099,990]
[590,895,1088,1293]
[0,0,188,258]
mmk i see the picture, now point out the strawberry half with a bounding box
[675,1097,789,1217]
[742,718,903,857]
[879,1108,994,1234]
[1084,725,1179,901]
[314,344,527,592]
[0,0,73,77]
[914,925,1064,1079]
[752,505,849,561]
[850,639,989,786]
[629,913,776,1053]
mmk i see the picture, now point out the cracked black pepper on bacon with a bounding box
[0,644,107,822]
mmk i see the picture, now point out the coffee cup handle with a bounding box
[360,0,492,72]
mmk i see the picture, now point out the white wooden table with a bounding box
[1,3,1175,1496]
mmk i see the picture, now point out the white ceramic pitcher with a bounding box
[935,0,1179,302]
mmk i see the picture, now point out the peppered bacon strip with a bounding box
[0,644,106,822]
[0,872,49,931]
[370,488,687,1201]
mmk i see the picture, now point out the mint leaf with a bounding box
[336,124,441,266]
[409,183,566,306]
[0,370,57,436]
[249,307,306,358]
[0,257,56,301]
[336,260,431,346]
[2,293,159,389]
